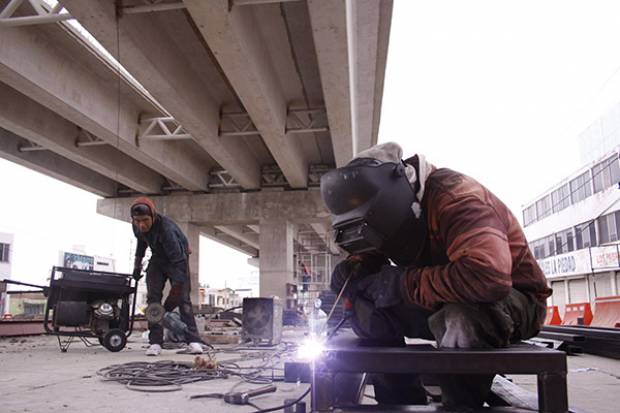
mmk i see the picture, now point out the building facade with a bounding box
[522,148,620,314]
[0,232,14,315]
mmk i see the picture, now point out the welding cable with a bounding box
[249,386,311,413]
[97,360,228,391]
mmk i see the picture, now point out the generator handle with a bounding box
[1,279,49,293]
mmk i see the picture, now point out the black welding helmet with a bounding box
[320,157,426,261]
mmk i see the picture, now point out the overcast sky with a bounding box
[3,0,620,288]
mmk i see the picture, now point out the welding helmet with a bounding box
[320,157,426,261]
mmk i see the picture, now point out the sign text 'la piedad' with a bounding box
[537,245,620,278]
[537,249,591,278]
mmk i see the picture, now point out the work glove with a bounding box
[164,283,184,312]
[355,265,407,309]
[132,256,143,281]
[330,253,388,296]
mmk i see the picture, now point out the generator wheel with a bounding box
[102,329,127,352]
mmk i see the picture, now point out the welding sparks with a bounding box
[297,338,325,360]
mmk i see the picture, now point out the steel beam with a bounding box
[185,0,310,188]
[0,0,74,27]
[138,116,192,141]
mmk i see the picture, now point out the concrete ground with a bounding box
[509,352,620,413]
[0,331,310,413]
[0,332,618,413]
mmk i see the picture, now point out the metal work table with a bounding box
[311,337,568,413]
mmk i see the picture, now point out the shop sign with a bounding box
[537,249,591,278]
[590,245,620,270]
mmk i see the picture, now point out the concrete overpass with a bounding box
[0,0,393,302]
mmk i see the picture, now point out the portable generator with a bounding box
[4,266,137,352]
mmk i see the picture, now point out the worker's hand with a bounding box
[164,283,184,312]
[132,267,142,281]
[356,265,407,308]
[330,253,388,296]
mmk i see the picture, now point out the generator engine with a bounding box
[53,300,118,330]
[90,300,120,335]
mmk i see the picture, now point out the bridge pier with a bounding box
[97,191,340,305]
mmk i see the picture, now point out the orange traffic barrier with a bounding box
[561,302,593,326]
[544,306,562,325]
[591,295,620,328]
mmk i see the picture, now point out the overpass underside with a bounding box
[0,0,393,303]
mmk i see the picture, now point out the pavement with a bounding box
[1,331,619,413]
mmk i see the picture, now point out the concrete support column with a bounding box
[259,220,294,300]
[177,222,201,307]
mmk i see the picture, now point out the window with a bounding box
[555,228,575,254]
[598,212,620,244]
[546,234,556,256]
[529,238,545,259]
[0,243,9,263]
[576,222,597,249]
[551,183,571,213]
[592,155,620,193]
[23,303,44,316]
[535,195,552,220]
[570,171,592,204]
[523,204,537,226]
[530,235,556,258]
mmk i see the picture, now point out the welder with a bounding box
[130,197,203,356]
[321,142,552,408]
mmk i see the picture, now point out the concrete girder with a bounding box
[307,0,353,167]
[0,21,208,191]
[97,190,329,226]
[308,0,393,164]
[0,83,164,194]
[309,221,340,255]
[213,225,260,250]
[199,225,259,257]
[62,0,261,189]
[0,128,118,196]
[184,0,310,188]
[349,0,393,152]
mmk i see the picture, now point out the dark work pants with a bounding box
[350,289,544,407]
[146,262,201,345]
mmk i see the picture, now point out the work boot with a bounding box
[187,342,203,354]
[145,343,162,356]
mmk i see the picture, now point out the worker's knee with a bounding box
[428,303,512,349]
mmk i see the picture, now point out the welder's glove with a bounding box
[355,265,407,309]
[330,253,388,297]
[132,256,143,281]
